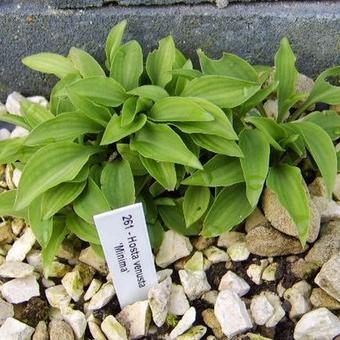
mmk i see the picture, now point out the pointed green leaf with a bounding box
[183,186,210,227]
[203,184,254,237]
[128,85,169,102]
[140,156,177,191]
[110,40,143,91]
[239,129,270,207]
[101,113,147,145]
[21,101,55,129]
[66,213,100,244]
[67,76,126,107]
[41,181,86,220]
[117,143,147,176]
[182,155,244,187]
[28,197,53,248]
[131,121,202,169]
[198,49,258,82]
[267,164,310,245]
[295,121,337,196]
[191,134,243,157]
[74,178,110,224]
[274,38,298,122]
[68,47,105,78]
[0,114,30,130]
[100,160,135,209]
[150,97,213,122]
[181,75,261,108]
[25,112,103,146]
[146,36,176,88]
[105,20,127,68]
[22,53,78,78]
[0,190,27,219]
[15,142,100,210]
[147,220,164,251]
[121,96,138,127]
[0,138,25,164]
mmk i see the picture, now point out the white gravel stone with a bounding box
[218,271,250,296]
[201,290,218,306]
[10,126,29,139]
[1,274,39,303]
[169,284,190,316]
[79,246,107,274]
[217,231,246,248]
[27,96,49,107]
[179,269,211,300]
[157,269,173,282]
[294,308,340,340]
[45,285,71,309]
[315,254,340,302]
[0,128,10,141]
[284,281,312,319]
[312,196,340,222]
[203,246,229,264]
[61,307,87,339]
[246,260,269,285]
[262,262,278,282]
[0,317,34,340]
[5,92,25,115]
[88,282,115,310]
[42,278,55,288]
[12,169,21,188]
[156,230,193,268]
[263,99,278,119]
[84,278,102,301]
[0,297,14,325]
[227,242,250,261]
[262,291,285,327]
[117,300,151,339]
[101,315,127,340]
[177,325,207,340]
[148,276,172,327]
[250,295,275,325]
[88,320,106,340]
[0,260,34,278]
[184,251,204,272]
[61,271,84,302]
[26,250,42,271]
[169,307,196,339]
[214,289,252,337]
[32,320,48,340]
[6,228,36,262]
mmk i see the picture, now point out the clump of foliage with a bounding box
[0,21,339,273]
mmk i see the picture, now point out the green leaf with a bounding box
[15,142,100,210]
[158,201,201,235]
[22,53,78,78]
[239,129,270,206]
[150,97,213,122]
[295,66,340,116]
[182,155,244,187]
[191,134,243,157]
[295,121,337,196]
[128,85,169,102]
[0,138,25,164]
[66,88,111,126]
[28,197,53,248]
[25,112,103,146]
[0,114,31,130]
[203,184,253,237]
[146,36,176,88]
[74,178,110,224]
[40,181,86,220]
[304,110,340,140]
[282,124,306,157]
[68,47,105,78]
[121,96,138,127]
[110,40,143,91]
[42,217,68,275]
[274,38,298,122]
[66,213,100,244]
[183,186,210,227]
[171,68,202,80]
[117,143,147,176]
[147,220,164,251]
[131,121,202,169]
[105,20,127,68]
[198,49,258,82]
[266,164,310,245]
[173,97,238,140]
[67,77,126,107]
[244,116,287,151]
[140,156,177,191]
[21,101,55,129]
[0,190,27,219]
[100,160,135,209]
[181,75,261,108]
[101,113,147,145]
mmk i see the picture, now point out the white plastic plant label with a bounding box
[94,203,157,308]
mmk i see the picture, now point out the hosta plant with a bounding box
[0,20,339,274]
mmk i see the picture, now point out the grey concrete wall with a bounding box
[0,1,339,101]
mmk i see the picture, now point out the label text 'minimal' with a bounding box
[114,242,128,273]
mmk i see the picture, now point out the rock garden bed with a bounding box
[0,20,340,340]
